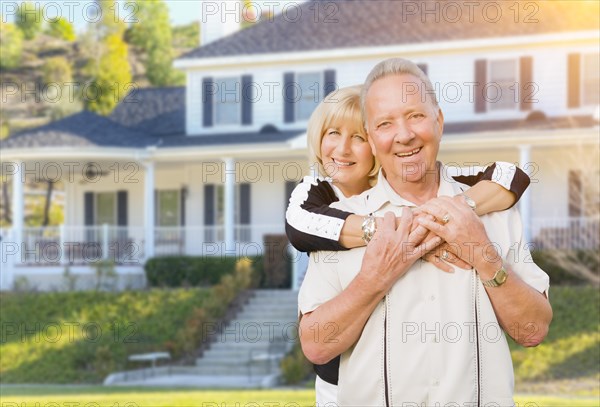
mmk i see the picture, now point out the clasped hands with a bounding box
[366,195,497,281]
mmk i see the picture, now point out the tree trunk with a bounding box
[1,180,11,224]
[42,181,54,227]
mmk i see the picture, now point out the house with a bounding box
[1,0,598,291]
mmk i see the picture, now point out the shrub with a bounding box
[47,17,76,41]
[144,255,263,288]
[280,341,313,384]
[531,250,596,285]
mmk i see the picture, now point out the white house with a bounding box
[1,0,598,290]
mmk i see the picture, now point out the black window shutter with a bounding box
[323,69,337,98]
[567,53,581,108]
[204,185,215,225]
[520,56,533,111]
[285,181,296,209]
[84,192,94,225]
[474,59,487,113]
[240,183,251,225]
[180,188,186,226]
[284,72,295,123]
[417,63,428,76]
[241,75,253,125]
[202,77,214,127]
[117,191,128,226]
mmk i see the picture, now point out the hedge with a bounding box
[145,255,263,287]
[531,249,597,285]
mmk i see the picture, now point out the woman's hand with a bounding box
[416,196,499,271]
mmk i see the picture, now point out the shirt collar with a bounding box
[363,162,462,213]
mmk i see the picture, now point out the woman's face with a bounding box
[320,123,374,197]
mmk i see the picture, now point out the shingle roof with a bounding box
[179,0,599,60]
[109,87,186,137]
[0,111,151,149]
[0,109,305,150]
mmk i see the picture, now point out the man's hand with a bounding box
[416,196,496,271]
[362,209,442,294]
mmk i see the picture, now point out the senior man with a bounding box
[298,58,552,407]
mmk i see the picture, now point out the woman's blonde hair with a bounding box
[307,85,379,182]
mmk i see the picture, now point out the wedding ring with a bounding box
[442,213,451,224]
[441,250,449,260]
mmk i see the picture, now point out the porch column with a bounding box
[144,161,155,259]
[2,160,23,289]
[223,157,235,253]
[12,160,24,259]
[519,145,532,243]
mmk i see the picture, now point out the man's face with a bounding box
[365,74,444,186]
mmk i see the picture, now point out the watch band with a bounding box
[460,193,477,211]
[481,265,509,287]
[361,214,377,244]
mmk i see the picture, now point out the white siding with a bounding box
[184,41,598,136]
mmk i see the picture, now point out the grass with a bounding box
[0,386,599,407]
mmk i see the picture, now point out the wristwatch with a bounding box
[480,265,509,288]
[460,193,477,211]
[361,214,377,244]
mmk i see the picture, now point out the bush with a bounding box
[47,17,76,41]
[145,255,263,288]
[280,341,313,384]
[531,250,596,285]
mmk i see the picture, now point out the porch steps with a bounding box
[193,289,298,378]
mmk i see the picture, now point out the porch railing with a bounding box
[7,224,286,265]
[531,216,600,250]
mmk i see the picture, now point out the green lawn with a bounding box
[0,386,599,406]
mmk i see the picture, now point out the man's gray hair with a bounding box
[360,58,439,127]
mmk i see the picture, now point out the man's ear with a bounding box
[367,130,377,155]
[436,108,444,136]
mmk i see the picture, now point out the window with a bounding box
[157,190,180,227]
[296,72,322,121]
[582,53,600,106]
[488,59,518,111]
[214,77,240,125]
[95,192,116,225]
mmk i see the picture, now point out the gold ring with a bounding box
[441,250,449,260]
[442,213,451,224]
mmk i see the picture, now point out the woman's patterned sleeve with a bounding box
[449,162,530,205]
[285,176,353,253]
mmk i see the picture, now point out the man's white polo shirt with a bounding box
[299,165,550,407]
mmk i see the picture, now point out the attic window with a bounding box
[215,77,240,125]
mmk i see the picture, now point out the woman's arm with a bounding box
[450,162,530,215]
[285,176,353,252]
[286,162,531,251]
[339,162,531,249]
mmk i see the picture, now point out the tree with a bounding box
[85,34,132,115]
[127,0,183,86]
[43,57,73,85]
[0,21,24,69]
[47,17,76,41]
[81,1,132,115]
[15,2,43,40]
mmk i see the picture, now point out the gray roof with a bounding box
[0,111,150,149]
[179,0,599,60]
[0,108,304,150]
[109,87,186,137]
